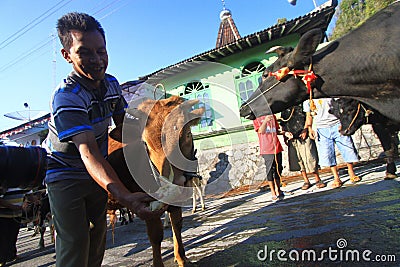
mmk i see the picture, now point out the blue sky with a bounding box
[0,0,338,132]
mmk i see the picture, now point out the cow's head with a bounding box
[329,98,367,136]
[127,95,205,185]
[239,28,323,120]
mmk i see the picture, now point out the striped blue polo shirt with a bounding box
[44,71,127,183]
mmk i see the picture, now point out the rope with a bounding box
[244,80,281,106]
[279,107,295,122]
[344,103,362,134]
[357,127,373,161]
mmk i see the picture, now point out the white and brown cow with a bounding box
[107,95,204,267]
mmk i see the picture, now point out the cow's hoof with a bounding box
[384,172,397,180]
[175,256,192,267]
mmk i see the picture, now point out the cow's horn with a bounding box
[265,46,284,54]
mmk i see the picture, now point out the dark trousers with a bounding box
[262,152,283,182]
[47,179,108,267]
[0,217,20,263]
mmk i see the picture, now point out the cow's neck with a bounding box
[146,146,168,176]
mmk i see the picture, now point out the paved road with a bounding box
[9,160,400,267]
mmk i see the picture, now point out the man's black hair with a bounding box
[57,12,105,50]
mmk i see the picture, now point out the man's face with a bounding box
[61,30,108,87]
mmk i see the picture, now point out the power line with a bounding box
[0,0,73,51]
[0,0,132,76]
[98,0,132,20]
[0,36,54,73]
[93,0,124,16]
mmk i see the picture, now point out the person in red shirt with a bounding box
[253,115,284,201]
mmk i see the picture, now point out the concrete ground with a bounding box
[9,159,400,267]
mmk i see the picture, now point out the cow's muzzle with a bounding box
[239,102,256,120]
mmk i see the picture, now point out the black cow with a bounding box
[329,98,399,179]
[240,2,400,123]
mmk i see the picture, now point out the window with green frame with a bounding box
[183,81,214,132]
[236,61,265,105]
[235,62,265,122]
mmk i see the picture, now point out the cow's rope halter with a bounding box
[279,106,295,122]
[268,63,318,113]
[344,102,374,133]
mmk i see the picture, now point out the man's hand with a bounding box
[299,128,308,140]
[258,122,269,134]
[308,128,317,140]
[283,131,294,141]
[123,192,166,220]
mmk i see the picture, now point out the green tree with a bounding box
[330,0,396,40]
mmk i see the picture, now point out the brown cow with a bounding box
[21,190,55,249]
[107,95,204,267]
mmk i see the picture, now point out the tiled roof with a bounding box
[216,9,241,48]
[141,0,338,84]
[0,113,50,139]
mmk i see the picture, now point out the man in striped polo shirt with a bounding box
[43,12,162,267]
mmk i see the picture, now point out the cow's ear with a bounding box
[289,28,323,68]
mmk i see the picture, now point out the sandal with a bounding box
[331,180,343,188]
[384,172,397,180]
[315,181,326,188]
[350,176,361,183]
[301,182,311,190]
[271,196,279,202]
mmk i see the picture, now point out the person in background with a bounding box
[253,114,284,201]
[279,103,326,190]
[0,188,27,266]
[304,98,361,188]
[44,12,162,267]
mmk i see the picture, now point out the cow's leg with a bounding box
[384,140,398,179]
[195,180,205,211]
[192,187,197,213]
[127,209,134,223]
[37,213,45,248]
[39,225,45,249]
[199,190,205,211]
[372,124,398,178]
[163,211,170,228]
[168,206,188,267]
[145,217,164,267]
[192,182,205,213]
[120,208,129,225]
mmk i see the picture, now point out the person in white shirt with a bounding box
[304,98,361,188]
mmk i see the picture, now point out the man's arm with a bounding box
[72,131,162,219]
[305,112,317,140]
